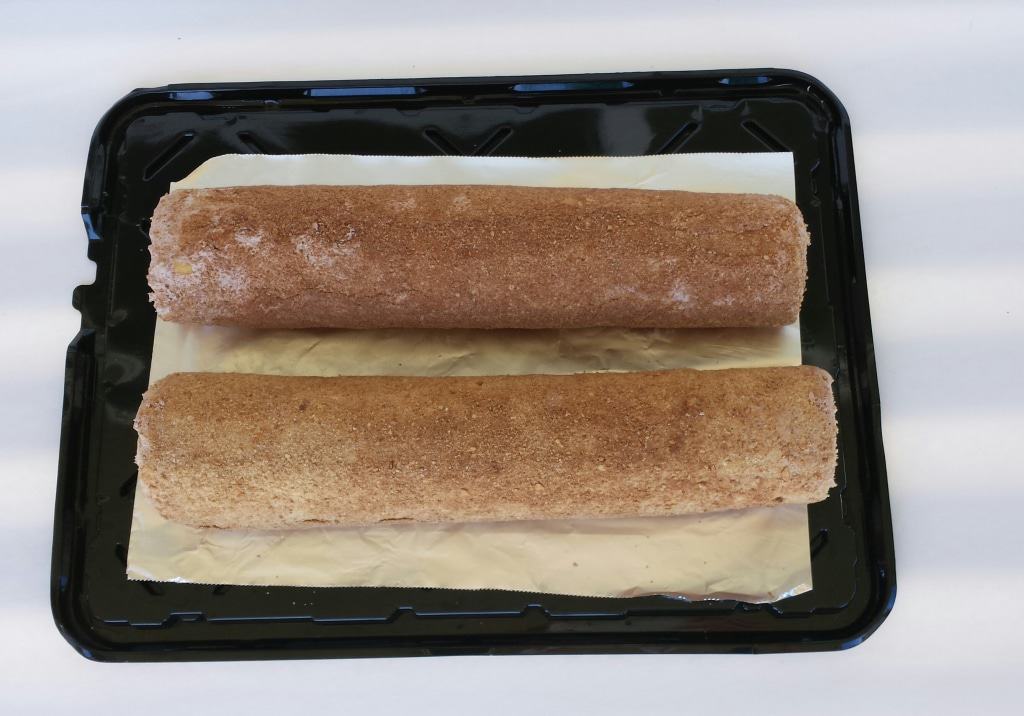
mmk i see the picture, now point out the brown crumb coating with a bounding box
[148,185,809,329]
[134,366,837,529]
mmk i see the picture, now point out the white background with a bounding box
[2,1,1023,713]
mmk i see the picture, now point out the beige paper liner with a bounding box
[128,152,812,602]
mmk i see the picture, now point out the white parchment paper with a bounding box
[127,153,812,602]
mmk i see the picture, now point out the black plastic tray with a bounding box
[52,69,895,660]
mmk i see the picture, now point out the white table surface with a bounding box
[2,1,1023,713]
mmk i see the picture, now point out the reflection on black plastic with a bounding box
[307,86,421,97]
[718,76,771,86]
[169,90,215,100]
[512,81,634,92]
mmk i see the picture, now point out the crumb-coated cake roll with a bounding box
[148,185,809,329]
[134,366,837,529]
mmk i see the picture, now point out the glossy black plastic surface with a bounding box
[52,69,895,660]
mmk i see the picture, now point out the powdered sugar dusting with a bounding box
[214,266,248,294]
[148,244,250,319]
[293,234,359,269]
[235,230,263,248]
[670,280,691,306]
[293,235,332,268]
[605,285,653,303]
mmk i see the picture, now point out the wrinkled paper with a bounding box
[127,152,812,602]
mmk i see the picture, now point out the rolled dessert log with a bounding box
[134,367,837,529]
[147,185,809,329]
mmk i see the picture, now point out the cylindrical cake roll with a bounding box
[134,367,837,529]
[148,185,809,329]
